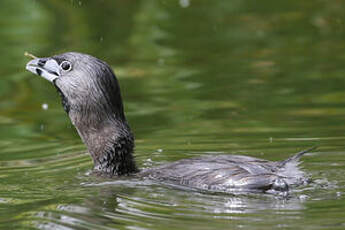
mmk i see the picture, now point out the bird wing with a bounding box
[144,155,278,192]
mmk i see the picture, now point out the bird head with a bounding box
[25,52,136,175]
[26,52,126,122]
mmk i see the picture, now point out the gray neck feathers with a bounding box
[72,115,138,176]
[54,68,138,176]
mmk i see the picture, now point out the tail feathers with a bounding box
[278,146,317,167]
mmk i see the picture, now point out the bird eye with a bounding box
[60,61,72,71]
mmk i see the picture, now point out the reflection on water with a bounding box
[0,0,345,229]
[34,180,308,229]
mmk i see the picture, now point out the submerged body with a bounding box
[25,52,313,195]
[142,150,311,195]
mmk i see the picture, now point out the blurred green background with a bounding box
[0,0,344,229]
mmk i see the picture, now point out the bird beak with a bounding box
[26,58,60,82]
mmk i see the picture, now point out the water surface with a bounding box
[0,0,345,229]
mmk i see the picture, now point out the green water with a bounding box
[0,0,345,229]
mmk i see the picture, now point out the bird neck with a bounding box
[54,82,138,175]
[70,111,138,176]
[93,133,139,176]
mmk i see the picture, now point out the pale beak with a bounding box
[26,58,60,82]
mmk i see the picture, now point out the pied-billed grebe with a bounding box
[26,52,315,195]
